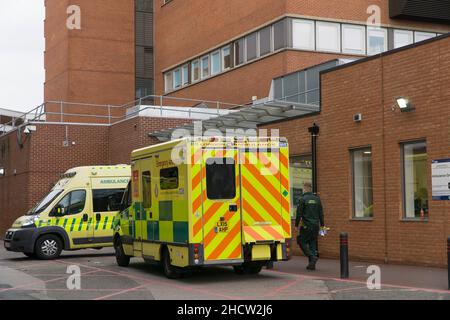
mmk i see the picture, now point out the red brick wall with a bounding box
[109,116,191,164]
[262,37,450,267]
[44,0,135,119]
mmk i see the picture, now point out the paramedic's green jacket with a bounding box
[295,192,324,228]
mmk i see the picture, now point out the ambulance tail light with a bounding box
[194,244,199,257]
[285,239,292,259]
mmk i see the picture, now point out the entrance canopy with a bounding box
[149,99,319,142]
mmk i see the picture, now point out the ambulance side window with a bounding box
[206,158,236,200]
[51,190,86,216]
[92,189,125,212]
[142,171,152,208]
[160,167,179,190]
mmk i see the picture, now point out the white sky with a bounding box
[0,0,45,112]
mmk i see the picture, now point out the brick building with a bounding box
[1,0,450,266]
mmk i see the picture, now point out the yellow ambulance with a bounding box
[113,137,291,278]
[4,165,131,259]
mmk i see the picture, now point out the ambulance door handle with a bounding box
[149,211,153,219]
[96,213,101,221]
[82,214,89,222]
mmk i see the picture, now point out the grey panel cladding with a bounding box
[136,47,153,78]
[390,0,450,23]
[135,0,154,99]
[136,11,153,47]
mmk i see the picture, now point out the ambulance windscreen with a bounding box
[28,189,64,215]
[206,157,236,200]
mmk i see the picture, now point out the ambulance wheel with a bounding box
[35,234,62,260]
[233,263,263,275]
[114,238,130,267]
[162,248,181,279]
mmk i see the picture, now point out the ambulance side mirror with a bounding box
[52,205,65,216]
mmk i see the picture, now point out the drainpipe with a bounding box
[308,123,320,193]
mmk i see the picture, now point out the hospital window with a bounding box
[206,158,236,200]
[51,190,86,216]
[191,59,200,83]
[367,27,387,55]
[351,148,374,219]
[160,167,179,190]
[402,141,428,220]
[289,156,312,218]
[92,189,125,212]
[142,171,152,208]
[222,45,231,70]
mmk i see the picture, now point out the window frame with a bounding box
[172,68,181,89]
[164,71,173,93]
[259,25,272,56]
[367,26,388,55]
[292,19,315,51]
[191,59,200,83]
[221,45,231,71]
[316,21,341,53]
[350,147,374,220]
[414,31,436,43]
[211,50,221,75]
[246,32,258,61]
[181,64,189,86]
[201,55,210,79]
[393,29,414,49]
[401,140,429,221]
[342,24,366,55]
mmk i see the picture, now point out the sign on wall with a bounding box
[432,159,450,200]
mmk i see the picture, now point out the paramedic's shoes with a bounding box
[306,256,318,270]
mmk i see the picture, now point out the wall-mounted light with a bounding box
[394,97,415,113]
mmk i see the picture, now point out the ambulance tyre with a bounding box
[114,237,130,267]
[35,234,63,260]
[162,247,181,279]
[233,263,263,275]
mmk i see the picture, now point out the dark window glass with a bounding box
[246,32,257,61]
[274,78,283,100]
[259,26,271,56]
[52,190,86,216]
[93,189,125,212]
[273,20,286,50]
[206,158,236,200]
[283,72,299,103]
[135,0,153,12]
[234,38,245,65]
[160,167,179,190]
[142,171,151,208]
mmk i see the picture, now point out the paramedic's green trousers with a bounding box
[297,225,320,258]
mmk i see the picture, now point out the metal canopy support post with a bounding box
[308,123,320,194]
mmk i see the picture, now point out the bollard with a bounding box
[448,237,450,290]
[340,233,349,279]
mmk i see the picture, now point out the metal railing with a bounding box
[0,95,246,137]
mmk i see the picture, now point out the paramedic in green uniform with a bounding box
[295,182,324,271]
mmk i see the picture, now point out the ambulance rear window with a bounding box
[206,158,236,200]
[160,167,179,190]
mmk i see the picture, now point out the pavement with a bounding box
[0,241,449,300]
